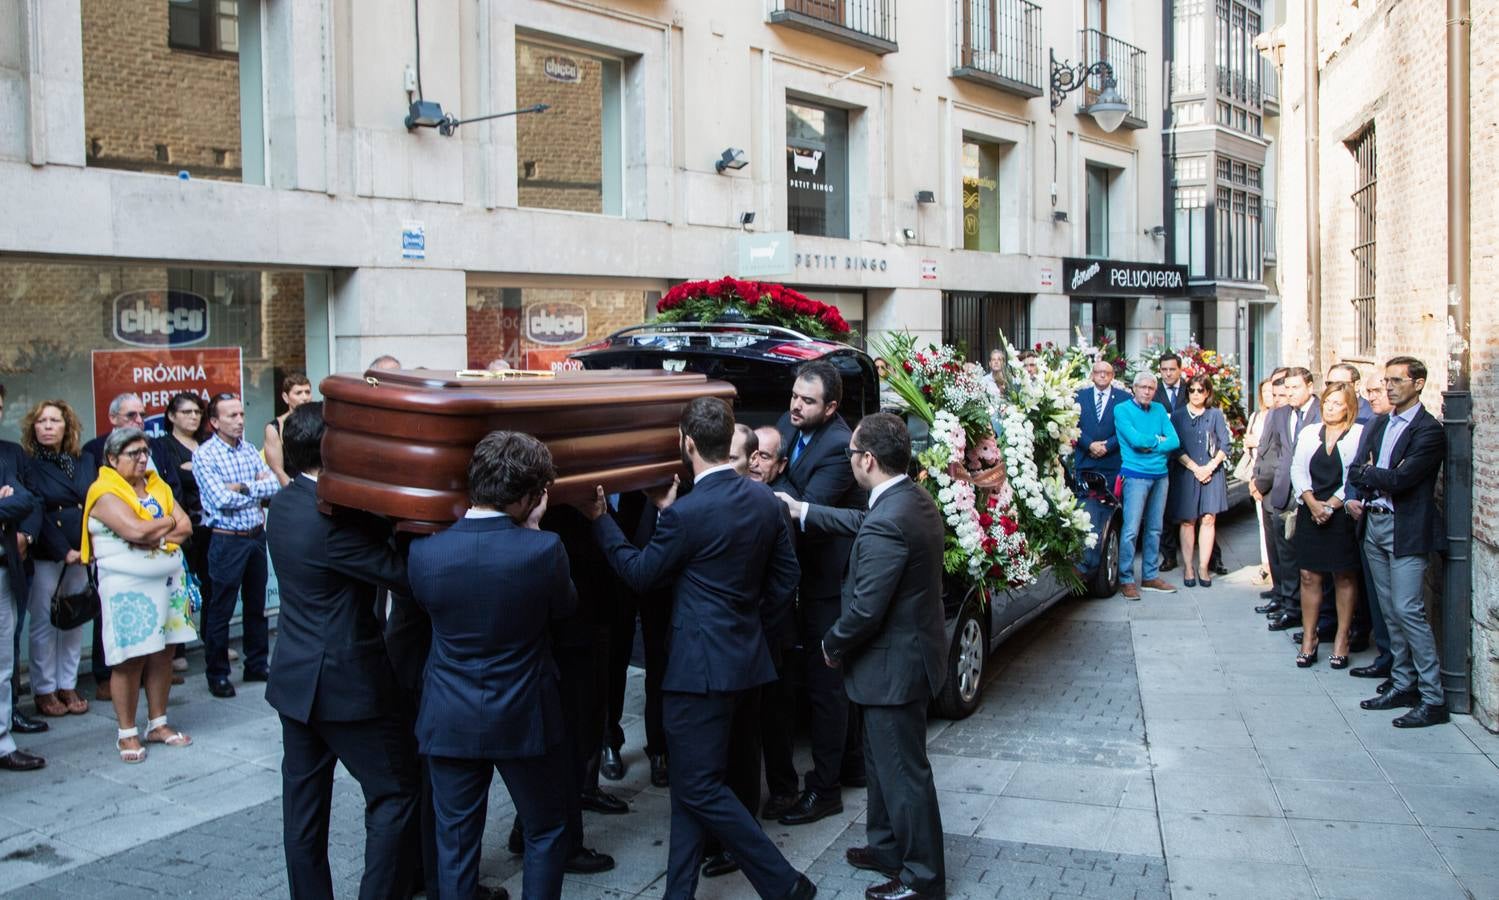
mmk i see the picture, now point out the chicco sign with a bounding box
[525,302,588,345]
[112,290,210,348]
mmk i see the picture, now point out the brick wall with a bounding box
[514,40,606,214]
[81,0,242,179]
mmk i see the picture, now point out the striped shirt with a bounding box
[193,434,280,530]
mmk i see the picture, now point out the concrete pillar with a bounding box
[865,288,942,351]
[330,267,467,373]
[1031,295,1070,349]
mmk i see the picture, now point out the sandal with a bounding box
[117,727,148,764]
[35,692,69,717]
[145,715,192,748]
[1329,655,1349,669]
[1296,646,1320,668]
[57,689,90,715]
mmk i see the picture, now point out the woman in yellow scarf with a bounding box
[84,428,196,763]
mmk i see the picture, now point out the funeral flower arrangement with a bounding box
[1130,342,1249,461]
[873,333,1095,597]
[655,277,851,340]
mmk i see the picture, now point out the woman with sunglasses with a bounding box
[152,392,214,676]
[1168,374,1231,587]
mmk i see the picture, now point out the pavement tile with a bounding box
[1307,865,1470,900]
[1257,748,1385,783]
[1099,807,1163,857]
[1157,813,1300,864]
[935,790,999,838]
[1426,825,1499,876]
[1368,748,1499,786]
[1143,717,1254,749]
[1153,772,1281,817]
[1000,763,1132,807]
[1147,746,1263,778]
[929,754,1021,795]
[1392,781,1499,830]
[975,798,1117,853]
[0,831,96,894]
[1345,717,1484,753]
[1285,819,1445,871]
[1270,778,1415,824]
[1166,858,1317,900]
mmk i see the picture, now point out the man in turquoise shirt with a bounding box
[1113,372,1182,600]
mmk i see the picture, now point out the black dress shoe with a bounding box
[0,749,46,771]
[846,846,901,878]
[865,877,938,900]
[207,678,237,698]
[1350,663,1392,679]
[580,787,629,814]
[784,874,817,900]
[1361,687,1419,710]
[508,821,524,854]
[1267,611,1301,631]
[1254,600,1283,615]
[563,847,615,874]
[1213,560,1230,576]
[702,851,741,878]
[1393,703,1450,728]
[1291,630,1303,643]
[1376,677,1395,695]
[600,746,625,781]
[761,792,800,820]
[243,670,269,683]
[778,789,843,826]
[650,753,669,788]
[10,711,48,734]
[1159,558,1178,572]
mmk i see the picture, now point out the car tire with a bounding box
[1088,516,1122,598]
[935,600,987,720]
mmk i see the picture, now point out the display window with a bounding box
[466,285,656,371]
[786,100,850,238]
[515,38,625,216]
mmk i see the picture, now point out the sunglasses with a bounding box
[1188,387,1207,394]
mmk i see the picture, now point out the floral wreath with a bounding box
[656,277,851,340]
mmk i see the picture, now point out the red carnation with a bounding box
[999,516,1019,535]
[902,361,913,373]
[987,494,998,510]
[706,281,724,298]
[978,513,994,528]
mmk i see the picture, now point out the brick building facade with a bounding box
[1272,0,1498,727]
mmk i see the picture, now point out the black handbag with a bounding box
[50,563,100,631]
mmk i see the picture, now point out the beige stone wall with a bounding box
[81,0,242,179]
[1279,0,1499,727]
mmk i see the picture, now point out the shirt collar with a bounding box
[1390,405,1417,426]
[299,472,319,483]
[464,508,505,519]
[695,463,739,484]
[1296,397,1315,414]
[868,474,908,509]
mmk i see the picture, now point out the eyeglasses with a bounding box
[1188,387,1207,395]
[119,411,145,421]
[120,447,150,459]
[843,446,871,460]
[1384,377,1413,386]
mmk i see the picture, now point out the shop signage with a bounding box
[795,253,888,272]
[525,302,588,345]
[90,347,242,438]
[401,220,426,260]
[1061,257,1187,297]
[737,231,793,278]
[112,290,209,348]
[543,56,581,83]
[921,259,938,281]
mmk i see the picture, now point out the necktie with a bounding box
[1095,391,1106,421]
[792,432,810,465]
[1294,407,1304,436]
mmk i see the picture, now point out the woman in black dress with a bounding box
[1169,375,1231,587]
[150,393,213,634]
[1289,383,1365,668]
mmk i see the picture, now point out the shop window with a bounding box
[1174,187,1207,277]
[961,138,1003,253]
[515,39,624,216]
[786,100,850,239]
[1085,163,1112,258]
[466,286,654,371]
[1069,298,1125,355]
[943,292,1030,359]
[84,0,261,182]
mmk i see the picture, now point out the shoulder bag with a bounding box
[50,562,100,631]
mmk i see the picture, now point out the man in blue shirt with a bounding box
[1113,373,1181,600]
[194,393,280,698]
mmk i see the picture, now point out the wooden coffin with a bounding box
[318,368,737,531]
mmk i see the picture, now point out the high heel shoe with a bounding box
[1184,576,1198,587]
[1329,655,1349,670]
[1296,646,1319,668]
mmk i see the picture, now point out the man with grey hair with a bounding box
[1112,371,1181,600]
[369,355,402,371]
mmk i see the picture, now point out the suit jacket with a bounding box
[1266,398,1322,511]
[1157,380,1187,415]
[1073,385,1132,476]
[775,412,865,600]
[27,451,94,562]
[593,469,799,695]
[265,476,410,723]
[0,442,42,598]
[1347,405,1446,556]
[807,479,947,706]
[408,514,577,759]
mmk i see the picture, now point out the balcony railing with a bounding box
[951,0,1043,98]
[1079,29,1147,129]
[770,0,898,55]
[1262,59,1280,114]
[1263,200,1277,265]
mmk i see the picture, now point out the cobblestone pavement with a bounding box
[6,509,1499,899]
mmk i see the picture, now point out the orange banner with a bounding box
[90,347,243,437]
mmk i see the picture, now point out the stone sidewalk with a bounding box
[2,509,1497,898]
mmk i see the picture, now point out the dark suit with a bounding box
[775,411,867,794]
[1157,379,1186,415]
[409,514,578,900]
[1153,382,1185,561]
[594,468,801,900]
[807,478,947,895]
[1073,385,1131,479]
[603,492,670,761]
[265,476,418,900]
[1348,405,1446,705]
[1,441,41,721]
[1261,399,1321,603]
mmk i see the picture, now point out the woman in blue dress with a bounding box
[1169,374,1231,586]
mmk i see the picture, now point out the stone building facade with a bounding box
[1271,0,1498,727]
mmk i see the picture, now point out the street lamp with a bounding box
[404,101,550,136]
[1049,50,1130,133]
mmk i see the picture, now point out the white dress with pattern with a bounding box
[89,507,196,666]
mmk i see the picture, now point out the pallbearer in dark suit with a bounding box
[409,432,576,900]
[587,398,814,900]
[264,403,419,900]
[780,413,948,900]
[1073,360,1131,483]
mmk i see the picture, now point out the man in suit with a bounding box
[1073,359,1131,483]
[779,413,948,900]
[264,403,420,900]
[746,425,798,818]
[1348,376,1395,680]
[1155,353,1187,571]
[1260,368,1319,630]
[749,427,789,487]
[730,424,757,476]
[1251,371,1290,613]
[775,360,867,826]
[0,395,45,770]
[409,431,574,900]
[1348,357,1449,727]
[587,397,814,900]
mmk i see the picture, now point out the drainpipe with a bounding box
[1441,0,1472,713]
[1303,0,1321,375]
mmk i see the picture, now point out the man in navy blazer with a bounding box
[0,414,44,771]
[1347,357,1449,727]
[265,403,419,900]
[774,360,867,826]
[409,431,577,900]
[1259,368,1320,626]
[1073,359,1131,482]
[588,397,813,900]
